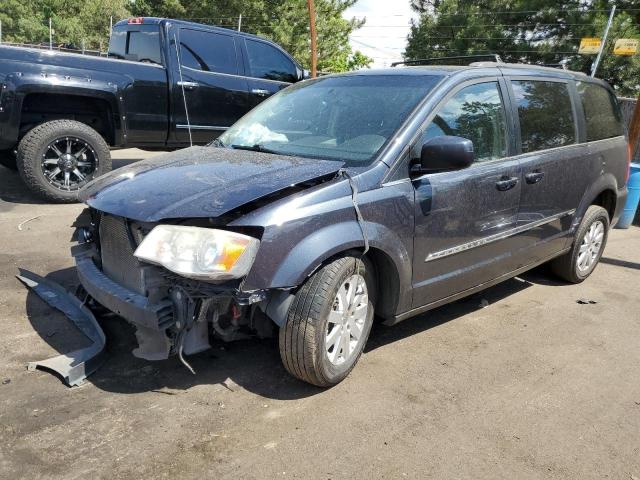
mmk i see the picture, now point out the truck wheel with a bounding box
[16,120,111,203]
[279,255,376,387]
[0,149,17,170]
[551,205,610,283]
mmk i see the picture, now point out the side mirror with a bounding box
[417,136,474,173]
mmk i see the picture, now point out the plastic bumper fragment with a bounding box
[16,269,106,387]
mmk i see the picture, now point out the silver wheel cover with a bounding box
[325,274,369,366]
[577,220,604,273]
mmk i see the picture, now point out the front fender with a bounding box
[237,176,416,316]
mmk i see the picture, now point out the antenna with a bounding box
[173,33,193,147]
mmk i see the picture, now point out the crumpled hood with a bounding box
[80,146,344,222]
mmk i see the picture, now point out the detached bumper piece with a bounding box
[16,269,106,387]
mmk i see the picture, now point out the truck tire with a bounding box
[279,255,376,387]
[551,205,610,283]
[16,120,111,203]
[0,149,17,170]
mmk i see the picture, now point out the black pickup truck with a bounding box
[0,17,304,202]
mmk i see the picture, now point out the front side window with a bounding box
[422,82,508,163]
[512,80,576,153]
[108,25,162,64]
[180,29,238,75]
[217,75,442,166]
[577,82,624,141]
[245,39,297,83]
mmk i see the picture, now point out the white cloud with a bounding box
[343,0,418,68]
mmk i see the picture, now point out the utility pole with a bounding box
[238,14,242,32]
[49,18,53,50]
[0,20,3,44]
[307,0,318,78]
[591,5,616,77]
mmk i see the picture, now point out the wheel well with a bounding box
[365,247,401,320]
[592,189,616,221]
[20,94,115,145]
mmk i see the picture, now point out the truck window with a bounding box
[179,29,238,75]
[512,80,576,153]
[576,82,624,141]
[108,25,162,64]
[245,39,297,83]
[422,82,508,163]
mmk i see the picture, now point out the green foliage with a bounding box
[406,0,640,96]
[0,0,372,72]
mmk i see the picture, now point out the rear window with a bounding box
[108,25,162,64]
[179,29,238,75]
[577,82,624,141]
[512,80,576,153]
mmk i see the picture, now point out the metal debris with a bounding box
[17,215,42,231]
[16,269,106,387]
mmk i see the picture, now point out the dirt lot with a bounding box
[1,149,639,479]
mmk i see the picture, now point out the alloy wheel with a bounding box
[41,137,98,191]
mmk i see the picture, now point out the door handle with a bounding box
[496,176,519,191]
[525,171,545,184]
[177,81,199,90]
[251,88,271,97]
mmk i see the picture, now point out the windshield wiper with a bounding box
[230,144,285,155]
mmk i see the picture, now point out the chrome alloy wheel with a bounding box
[41,137,97,191]
[325,274,369,366]
[577,220,605,273]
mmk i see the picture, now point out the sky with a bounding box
[343,0,419,68]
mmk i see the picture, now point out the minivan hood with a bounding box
[80,146,344,222]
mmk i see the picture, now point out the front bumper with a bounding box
[73,246,173,331]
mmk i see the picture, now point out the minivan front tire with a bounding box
[279,255,376,387]
[552,205,610,283]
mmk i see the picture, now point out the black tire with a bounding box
[279,255,376,387]
[551,205,610,283]
[16,120,111,203]
[0,149,17,170]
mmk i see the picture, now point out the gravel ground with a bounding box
[1,150,639,479]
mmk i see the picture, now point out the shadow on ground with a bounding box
[23,264,563,400]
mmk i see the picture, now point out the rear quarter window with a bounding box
[577,82,624,141]
[512,80,576,153]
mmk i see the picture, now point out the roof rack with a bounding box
[391,54,503,67]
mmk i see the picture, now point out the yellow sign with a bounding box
[579,38,602,54]
[614,39,639,56]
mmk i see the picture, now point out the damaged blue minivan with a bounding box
[73,63,630,386]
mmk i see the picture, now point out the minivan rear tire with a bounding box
[551,205,609,283]
[279,255,376,387]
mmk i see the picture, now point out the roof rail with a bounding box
[391,54,503,67]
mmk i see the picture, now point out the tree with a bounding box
[405,0,640,96]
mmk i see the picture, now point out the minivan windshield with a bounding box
[216,75,442,165]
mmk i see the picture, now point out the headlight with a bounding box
[133,225,260,281]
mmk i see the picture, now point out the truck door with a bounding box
[172,27,250,145]
[411,79,524,308]
[241,38,297,108]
